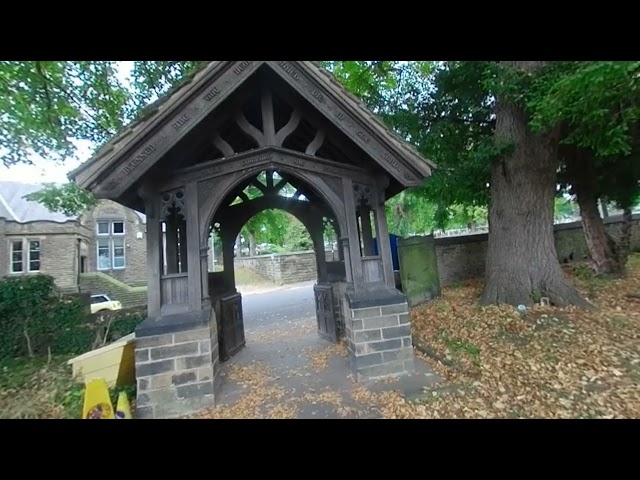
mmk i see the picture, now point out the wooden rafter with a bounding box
[212,131,235,157]
[305,129,326,156]
[235,111,265,147]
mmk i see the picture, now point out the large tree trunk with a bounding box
[564,146,623,275]
[480,61,592,309]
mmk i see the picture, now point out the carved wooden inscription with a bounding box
[171,113,189,131]
[241,153,272,167]
[122,144,157,175]
[110,61,261,194]
[270,61,419,185]
[279,61,300,81]
[161,148,371,192]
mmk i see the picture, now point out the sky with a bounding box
[0,62,135,185]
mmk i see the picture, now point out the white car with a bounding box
[90,294,122,314]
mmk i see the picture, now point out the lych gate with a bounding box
[70,61,434,418]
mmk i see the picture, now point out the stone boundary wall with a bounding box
[234,250,338,285]
[434,214,640,286]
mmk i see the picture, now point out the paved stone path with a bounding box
[201,290,442,419]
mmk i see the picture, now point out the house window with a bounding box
[28,240,41,272]
[97,220,125,236]
[11,240,23,273]
[97,220,126,270]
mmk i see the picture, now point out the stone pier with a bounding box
[344,287,415,381]
[133,310,220,419]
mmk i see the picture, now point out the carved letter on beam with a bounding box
[305,129,326,156]
[261,89,276,145]
[236,111,266,147]
[275,110,301,146]
[212,131,235,157]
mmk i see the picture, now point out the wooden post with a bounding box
[310,220,328,283]
[360,205,374,256]
[373,192,394,287]
[185,182,202,312]
[144,194,162,317]
[340,237,353,283]
[200,245,211,309]
[342,177,363,283]
[222,230,236,292]
[178,219,188,273]
[165,217,179,274]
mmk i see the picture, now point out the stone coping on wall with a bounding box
[234,249,336,260]
[433,213,640,247]
[136,310,210,337]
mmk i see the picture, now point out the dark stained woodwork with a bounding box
[362,257,384,283]
[267,61,425,187]
[374,198,395,287]
[185,182,202,312]
[314,283,338,343]
[159,146,372,192]
[165,219,179,274]
[275,110,301,146]
[87,62,264,198]
[235,111,266,147]
[217,292,245,361]
[144,194,162,317]
[261,88,276,145]
[359,205,375,257]
[306,129,326,156]
[342,177,363,282]
[251,179,267,195]
[71,61,435,369]
[340,237,353,283]
[161,273,189,307]
[212,131,235,157]
[273,178,287,193]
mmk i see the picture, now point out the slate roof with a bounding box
[69,61,434,189]
[0,181,76,223]
[0,181,147,224]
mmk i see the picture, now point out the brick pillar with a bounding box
[134,309,220,419]
[344,288,415,381]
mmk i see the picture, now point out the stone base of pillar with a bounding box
[344,285,416,381]
[133,309,220,419]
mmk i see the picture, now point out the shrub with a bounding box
[0,275,146,360]
[0,274,86,359]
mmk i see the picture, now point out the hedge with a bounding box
[0,274,145,361]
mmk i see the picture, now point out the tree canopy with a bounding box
[3,60,640,307]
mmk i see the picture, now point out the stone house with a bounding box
[0,181,147,297]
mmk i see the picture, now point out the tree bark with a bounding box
[248,230,257,257]
[235,234,243,257]
[481,61,592,309]
[564,146,623,275]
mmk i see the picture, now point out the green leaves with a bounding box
[528,61,640,157]
[0,61,130,167]
[23,182,97,217]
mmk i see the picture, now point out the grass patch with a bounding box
[234,267,273,286]
[437,329,481,359]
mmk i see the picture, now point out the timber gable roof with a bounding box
[70,61,434,198]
